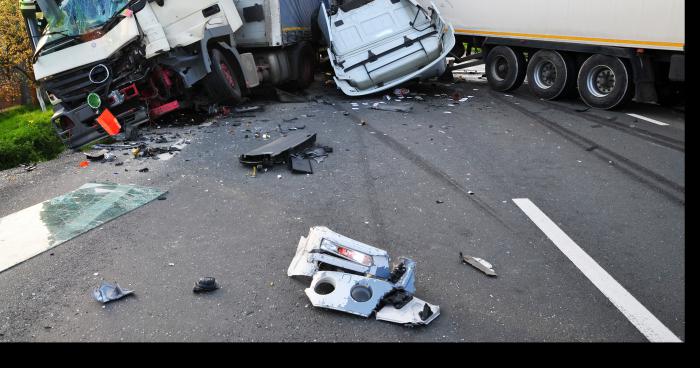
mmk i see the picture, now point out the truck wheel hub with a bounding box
[588,65,616,97]
[491,56,509,81]
[534,61,556,89]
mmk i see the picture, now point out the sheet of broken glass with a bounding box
[0,183,165,273]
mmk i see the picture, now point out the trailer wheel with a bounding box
[485,46,526,92]
[526,50,576,100]
[204,48,243,104]
[577,54,633,109]
[286,42,316,91]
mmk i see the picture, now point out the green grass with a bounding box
[0,105,65,170]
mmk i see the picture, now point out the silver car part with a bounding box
[375,296,440,326]
[287,226,392,278]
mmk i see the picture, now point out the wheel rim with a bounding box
[586,65,616,97]
[491,55,509,81]
[533,60,557,89]
[220,62,237,89]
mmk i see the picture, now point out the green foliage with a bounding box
[0,106,65,170]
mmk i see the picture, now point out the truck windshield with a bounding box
[39,0,130,39]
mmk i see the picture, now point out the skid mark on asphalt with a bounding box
[354,124,389,244]
[491,92,685,205]
[534,99,683,152]
[513,198,681,342]
[327,102,516,233]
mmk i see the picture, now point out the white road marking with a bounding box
[512,198,681,342]
[626,113,669,126]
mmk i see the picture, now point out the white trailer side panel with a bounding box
[421,0,684,51]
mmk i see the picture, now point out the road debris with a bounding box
[371,104,413,113]
[460,252,497,277]
[85,150,108,161]
[79,160,89,168]
[193,277,220,293]
[290,156,313,174]
[234,106,263,113]
[240,131,316,166]
[93,281,134,304]
[288,226,440,326]
[20,163,37,172]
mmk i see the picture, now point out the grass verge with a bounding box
[0,106,65,170]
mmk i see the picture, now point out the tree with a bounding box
[0,0,35,107]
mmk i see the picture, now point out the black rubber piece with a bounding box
[526,50,576,100]
[193,277,219,293]
[577,54,634,110]
[204,48,243,104]
[485,45,527,92]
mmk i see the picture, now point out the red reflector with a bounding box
[96,109,122,136]
[337,247,372,266]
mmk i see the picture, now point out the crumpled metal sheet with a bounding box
[305,271,395,317]
[287,226,391,279]
[375,297,440,326]
[93,281,134,303]
[288,227,440,326]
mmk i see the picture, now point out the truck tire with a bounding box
[286,42,315,91]
[526,50,576,100]
[577,54,633,109]
[204,48,243,104]
[485,46,526,92]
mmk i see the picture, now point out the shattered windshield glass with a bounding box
[39,0,130,39]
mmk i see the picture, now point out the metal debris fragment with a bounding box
[288,227,440,326]
[93,281,134,304]
[371,104,413,113]
[460,252,497,277]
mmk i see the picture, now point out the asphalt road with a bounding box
[0,73,685,342]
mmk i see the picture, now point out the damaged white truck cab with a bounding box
[21,0,322,149]
[319,0,455,96]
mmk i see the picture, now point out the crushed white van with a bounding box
[319,0,455,96]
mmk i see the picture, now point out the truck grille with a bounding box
[43,62,111,107]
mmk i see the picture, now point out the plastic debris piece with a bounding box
[93,281,134,303]
[138,168,149,173]
[240,132,316,166]
[79,161,89,168]
[290,156,313,174]
[193,277,219,293]
[85,150,107,161]
[460,252,497,277]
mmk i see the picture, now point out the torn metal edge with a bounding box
[287,226,391,279]
[375,296,440,326]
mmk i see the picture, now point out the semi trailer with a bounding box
[20,0,325,149]
[424,0,685,109]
